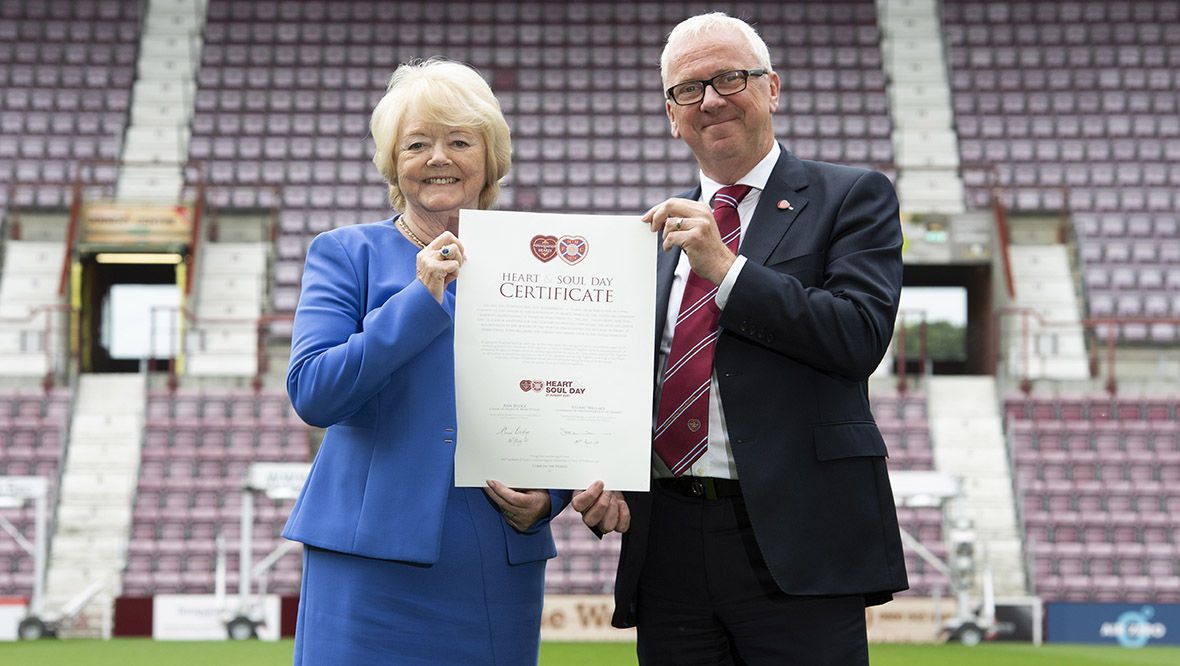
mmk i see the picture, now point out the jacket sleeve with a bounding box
[286,232,453,428]
[547,489,573,522]
[719,170,903,381]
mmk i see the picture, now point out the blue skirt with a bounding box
[293,486,546,665]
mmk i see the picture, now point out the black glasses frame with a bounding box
[665,68,768,106]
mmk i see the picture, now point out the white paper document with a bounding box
[453,209,656,491]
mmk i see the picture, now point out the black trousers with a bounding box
[636,484,869,666]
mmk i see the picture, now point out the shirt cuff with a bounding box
[715,255,746,310]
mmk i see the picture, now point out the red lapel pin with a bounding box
[777,199,794,210]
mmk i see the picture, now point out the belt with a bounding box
[655,476,742,500]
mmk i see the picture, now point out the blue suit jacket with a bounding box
[282,218,567,564]
[612,147,909,627]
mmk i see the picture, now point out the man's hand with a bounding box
[642,197,735,285]
[571,480,631,534]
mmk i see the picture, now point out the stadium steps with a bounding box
[185,243,266,377]
[45,373,146,638]
[878,0,966,214]
[115,0,206,202]
[0,241,68,377]
[927,376,1028,596]
[1003,245,1090,380]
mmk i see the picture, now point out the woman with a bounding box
[283,59,568,665]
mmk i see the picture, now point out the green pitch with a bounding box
[0,640,1179,664]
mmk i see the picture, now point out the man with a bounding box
[573,12,908,665]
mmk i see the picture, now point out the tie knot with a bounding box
[711,184,753,212]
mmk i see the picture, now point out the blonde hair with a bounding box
[370,58,512,212]
[660,12,774,89]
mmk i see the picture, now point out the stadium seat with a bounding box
[1007,393,1180,601]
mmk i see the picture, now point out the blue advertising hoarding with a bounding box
[1047,603,1180,647]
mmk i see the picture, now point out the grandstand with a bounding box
[0,0,1177,646]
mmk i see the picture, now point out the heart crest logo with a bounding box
[519,380,534,392]
[557,236,588,265]
[530,235,558,262]
[530,235,589,265]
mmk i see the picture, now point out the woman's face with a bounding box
[396,115,487,217]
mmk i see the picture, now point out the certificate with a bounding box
[453,209,656,491]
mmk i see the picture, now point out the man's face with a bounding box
[664,30,781,173]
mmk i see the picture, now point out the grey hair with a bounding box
[660,12,774,89]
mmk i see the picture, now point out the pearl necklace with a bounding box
[397,216,428,249]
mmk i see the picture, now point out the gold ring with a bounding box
[675,218,683,231]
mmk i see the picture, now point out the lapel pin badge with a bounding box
[777,199,794,211]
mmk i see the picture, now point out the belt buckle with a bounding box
[689,478,717,500]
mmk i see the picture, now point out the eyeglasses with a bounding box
[665,69,768,106]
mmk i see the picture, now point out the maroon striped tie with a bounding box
[654,184,752,476]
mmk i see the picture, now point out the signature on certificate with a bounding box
[496,425,531,445]
[560,427,602,447]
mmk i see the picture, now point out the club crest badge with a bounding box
[530,235,558,262]
[558,235,588,265]
[531,379,543,392]
[519,379,534,392]
[687,418,702,432]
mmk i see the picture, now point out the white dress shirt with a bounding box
[653,144,782,479]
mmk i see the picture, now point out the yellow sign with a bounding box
[540,594,957,643]
[866,596,957,643]
[540,595,635,641]
[80,202,192,246]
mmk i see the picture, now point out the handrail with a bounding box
[253,313,295,391]
[148,304,250,391]
[61,174,84,297]
[1054,188,1072,244]
[892,309,929,394]
[993,307,1180,396]
[895,320,908,392]
[991,188,1015,300]
[997,306,1039,395]
[0,182,12,241]
[185,170,206,296]
[186,180,282,297]
[951,162,1015,301]
[0,303,73,390]
[145,305,293,392]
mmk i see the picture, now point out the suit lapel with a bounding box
[654,185,700,356]
[654,243,679,347]
[655,149,810,348]
[740,148,810,266]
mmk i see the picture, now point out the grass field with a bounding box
[1,640,1179,665]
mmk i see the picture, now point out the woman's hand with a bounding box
[416,231,466,303]
[484,480,551,532]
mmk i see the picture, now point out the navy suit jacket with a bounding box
[283,219,567,565]
[613,147,909,627]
